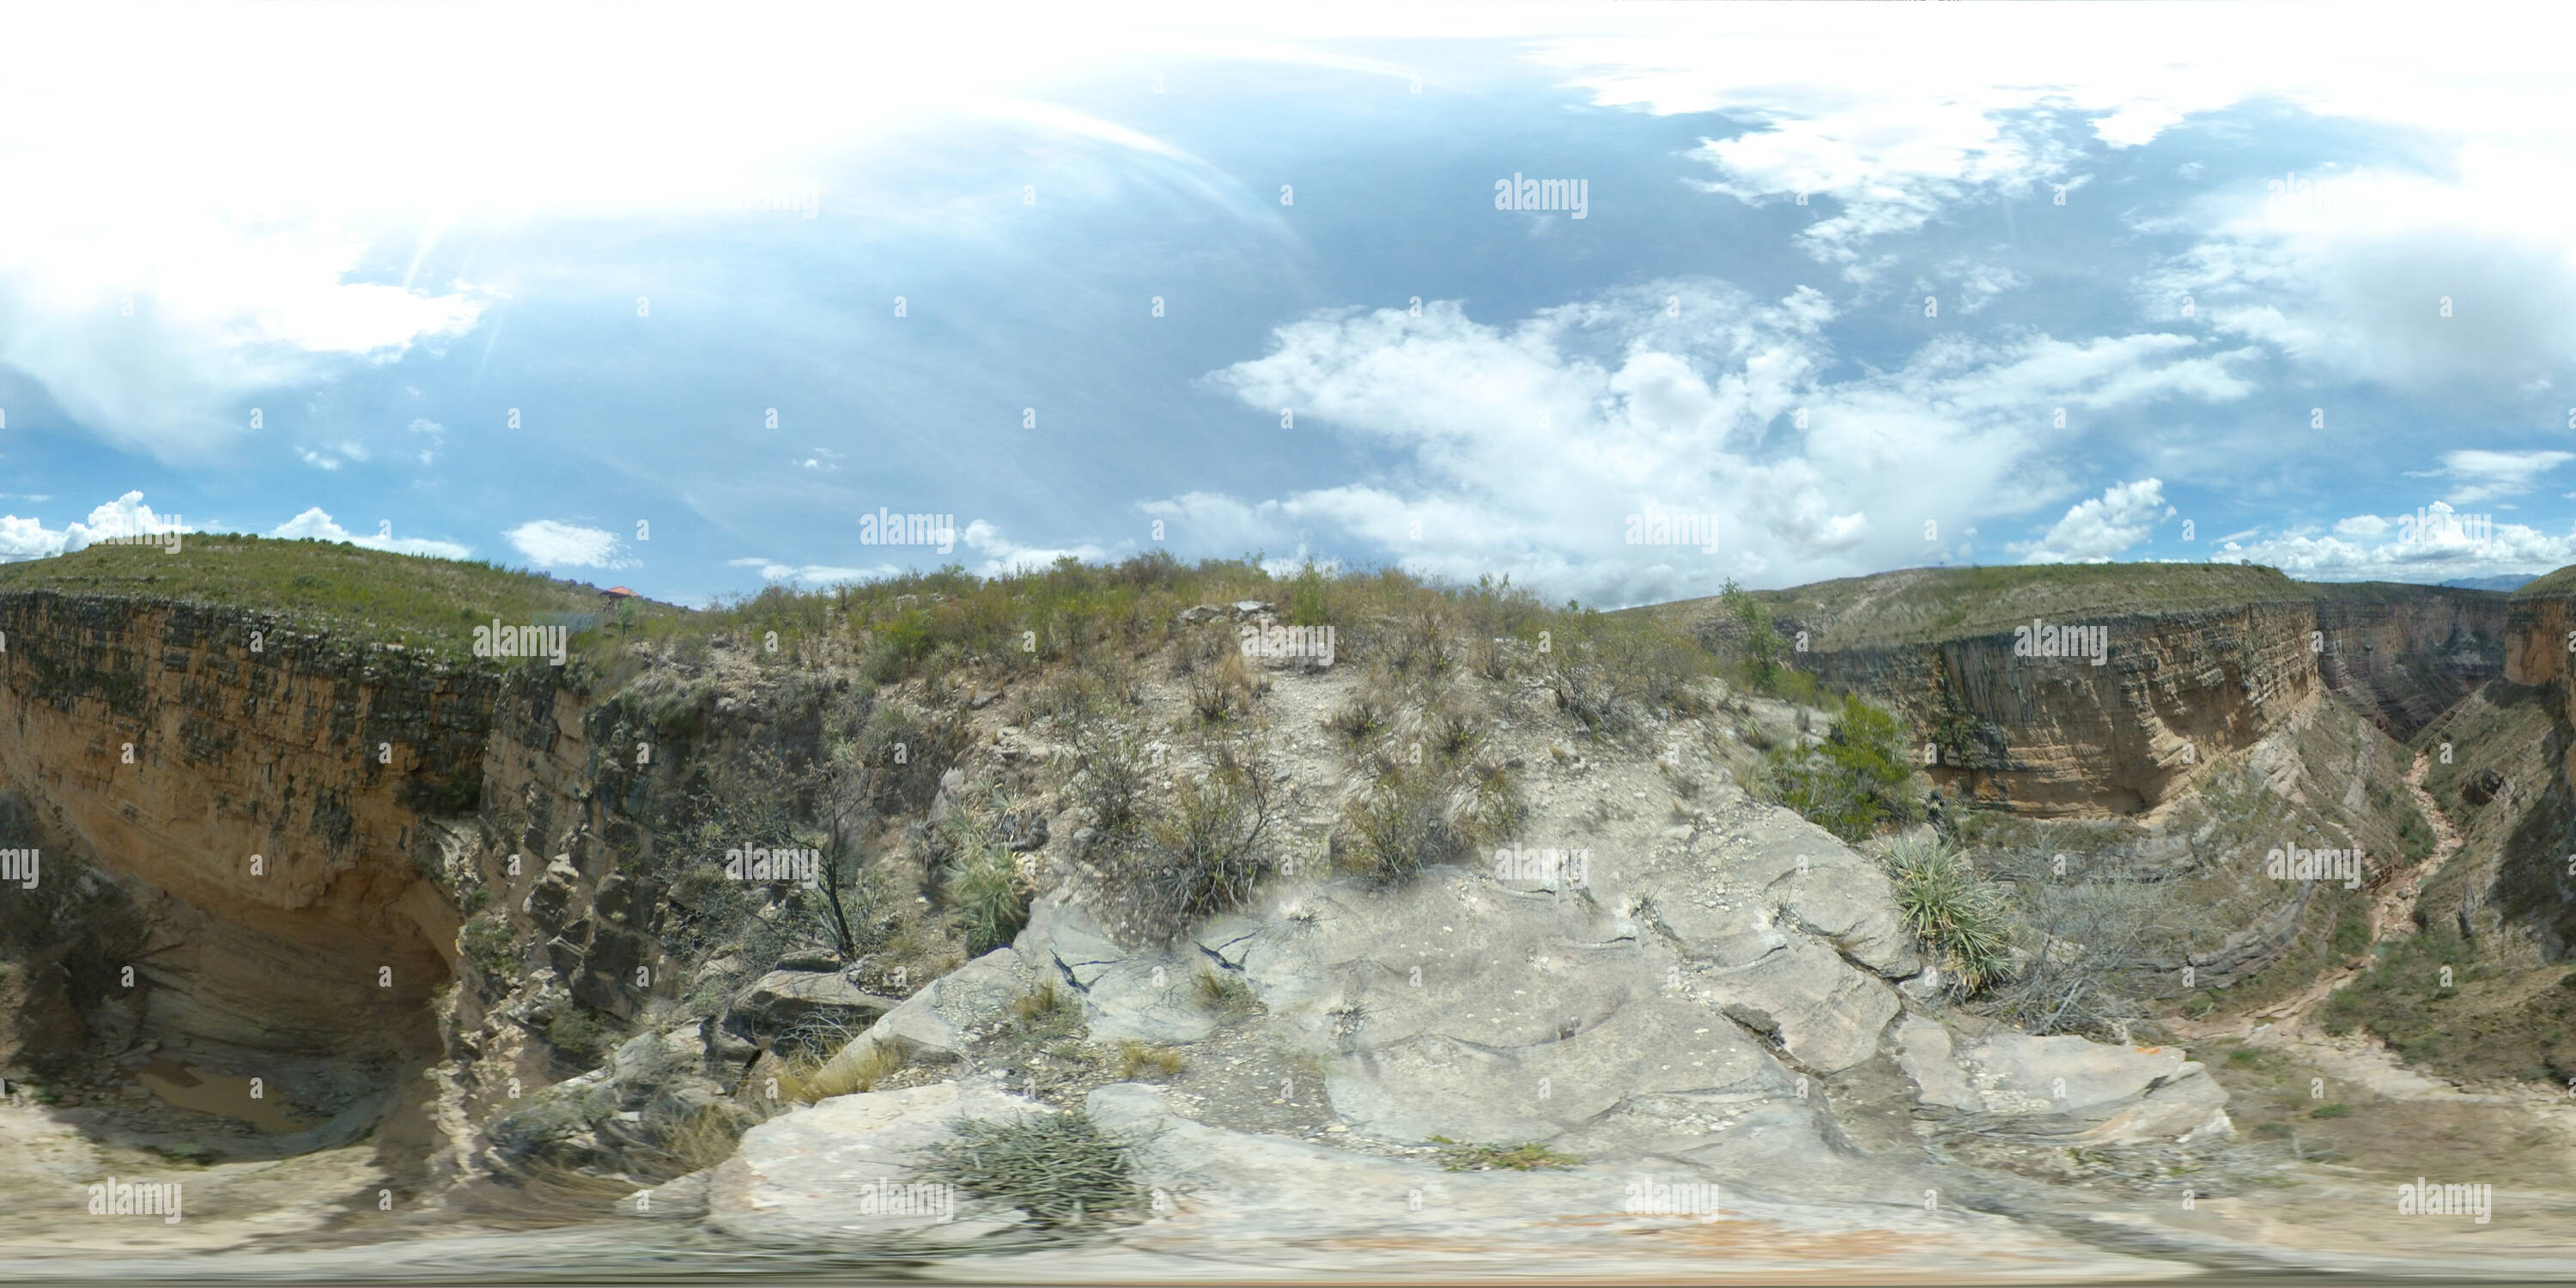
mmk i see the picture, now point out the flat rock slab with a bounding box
[706,1080,1045,1247]
[725,970,899,1039]
[690,1079,2186,1284]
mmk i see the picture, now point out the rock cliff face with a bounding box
[1759,572,2506,817]
[0,592,490,1071]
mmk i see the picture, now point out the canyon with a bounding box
[4,547,2576,1280]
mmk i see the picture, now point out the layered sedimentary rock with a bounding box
[1739,568,2507,816]
[0,592,493,1064]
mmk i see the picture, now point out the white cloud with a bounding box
[0,491,195,562]
[297,440,372,471]
[408,417,445,465]
[960,519,1110,577]
[2214,501,2576,581]
[1186,286,2255,605]
[2015,478,2168,563]
[0,513,63,562]
[2421,449,2573,506]
[504,519,634,569]
[741,561,896,586]
[0,6,1274,459]
[270,506,471,559]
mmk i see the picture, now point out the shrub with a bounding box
[1426,1136,1581,1171]
[1009,981,1086,1038]
[1769,695,1919,841]
[546,1005,617,1065]
[1336,761,1467,889]
[1067,728,1152,842]
[923,1109,1141,1227]
[1093,744,1282,945]
[459,912,518,981]
[944,842,1030,956]
[1883,836,2014,994]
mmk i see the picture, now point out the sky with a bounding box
[5,3,2576,607]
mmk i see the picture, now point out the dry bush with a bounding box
[1336,757,1470,889]
[1091,741,1285,945]
[1188,648,1267,726]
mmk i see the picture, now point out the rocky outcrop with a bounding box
[0,592,491,1075]
[1753,569,2507,816]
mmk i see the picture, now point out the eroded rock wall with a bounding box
[1790,585,2505,817]
[0,592,493,1062]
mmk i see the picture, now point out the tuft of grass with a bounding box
[923,1109,1142,1227]
[2310,1102,2353,1119]
[1009,981,1086,1038]
[944,842,1031,957]
[1883,835,2014,994]
[1426,1136,1581,1171]
[1112,1040,1186,1081]
[781,1038,906,1103]
[1194,969,1260,1018]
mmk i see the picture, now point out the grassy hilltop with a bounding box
[0,536,622,653]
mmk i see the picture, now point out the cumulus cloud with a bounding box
[2015,478,2169,563]
[270,506,471,559]
[961,519,1110,577]
[729,556,897,586]
[2421,449,2573,506]
[505,519,634,569]
[1180,285,2255,605]
[2213,501,2576,581]
[0,492,196,562]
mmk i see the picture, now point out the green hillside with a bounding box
[0,536,636,654]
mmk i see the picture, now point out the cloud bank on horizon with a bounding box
[3,3,2574,605]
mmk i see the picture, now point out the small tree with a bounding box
[1720,578,1783,692]
[809,738,876,961]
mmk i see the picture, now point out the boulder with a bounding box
[723,970,898,1043]
[829,946,1032,1072]
[1935,1030,2233,1145]
[704,1078,1047,1247]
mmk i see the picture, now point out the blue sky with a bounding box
[6,3,2576,606]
